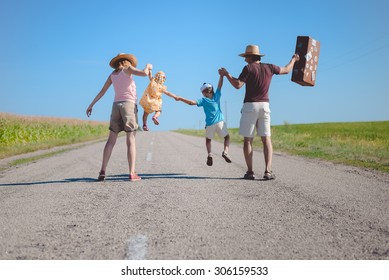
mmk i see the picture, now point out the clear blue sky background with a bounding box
[1,0,388,131]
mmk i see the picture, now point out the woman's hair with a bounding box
[113,59,130,71]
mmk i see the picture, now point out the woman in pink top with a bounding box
[86,53,152,182]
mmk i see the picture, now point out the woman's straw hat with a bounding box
[239,45,265,57]
[109,53,138,68]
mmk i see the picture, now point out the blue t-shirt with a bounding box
[196,88,224,127]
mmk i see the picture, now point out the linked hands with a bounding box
[218,67,228,76]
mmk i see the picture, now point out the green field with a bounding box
[0,113,109,159]
[1,114,388,173]
[176,121,389,173]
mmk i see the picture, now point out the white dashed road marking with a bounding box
[124,234,148,260]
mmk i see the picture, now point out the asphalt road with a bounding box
[0,131,388,260]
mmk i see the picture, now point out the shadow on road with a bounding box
[0,177,96,187]
[110,173,243,181]
[0,173,244,187]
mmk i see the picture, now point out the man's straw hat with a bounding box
[239,45,265,57]
[109,53,138,68]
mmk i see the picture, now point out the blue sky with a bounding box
[1,0,388,131]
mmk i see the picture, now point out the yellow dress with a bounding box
[139,71,167,114]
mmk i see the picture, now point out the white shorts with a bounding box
[239,102,271,137]
[205,121,229,140]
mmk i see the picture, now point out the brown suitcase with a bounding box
[291,36,320,86]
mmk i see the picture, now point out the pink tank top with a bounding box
[110,70,137,103]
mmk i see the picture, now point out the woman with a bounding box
[86,53,152,182]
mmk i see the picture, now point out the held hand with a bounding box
[175,96,181,101]
[86,107,92,117]
[146,64,153,70]
[218,68,228,76]
[293,54,300,61]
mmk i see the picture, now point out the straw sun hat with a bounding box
[109,53,138,68]
[239,45,265,57]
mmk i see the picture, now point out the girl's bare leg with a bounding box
[152,111,161,125]
[142,112,149,127]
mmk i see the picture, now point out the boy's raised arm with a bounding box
[217,74,223,90]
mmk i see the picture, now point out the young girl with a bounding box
[176,74,232,166]
[139,70,178,131]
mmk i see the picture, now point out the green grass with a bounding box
[2,114,388,173]
[7,148,73,167]
[176,121,389,173]
[0,113,109,159]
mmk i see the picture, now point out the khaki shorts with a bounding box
[205,121,229,140]
[239,102,271,137]
[109,101,139,133]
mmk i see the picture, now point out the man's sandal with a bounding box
[263,171,276,180]
[243,171,255,180]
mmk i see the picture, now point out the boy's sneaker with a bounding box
[222,151,232,163]
[129,173,142,182]
[206,155,213,166]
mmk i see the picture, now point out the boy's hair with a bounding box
[200,83,213,92]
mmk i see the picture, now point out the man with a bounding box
[219,45,299,180]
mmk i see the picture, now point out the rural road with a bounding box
[0,131,388,260]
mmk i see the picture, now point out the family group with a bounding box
[86,45,299,182]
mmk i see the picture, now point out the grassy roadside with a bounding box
[176,121,389,173]
[0,113,109,160]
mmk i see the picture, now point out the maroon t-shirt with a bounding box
[238,63,281,103]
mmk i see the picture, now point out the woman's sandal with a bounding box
[263,171,276,180]
[129,173,141,182]
[97,171,105,181]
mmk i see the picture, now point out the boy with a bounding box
[176,75,231,166]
